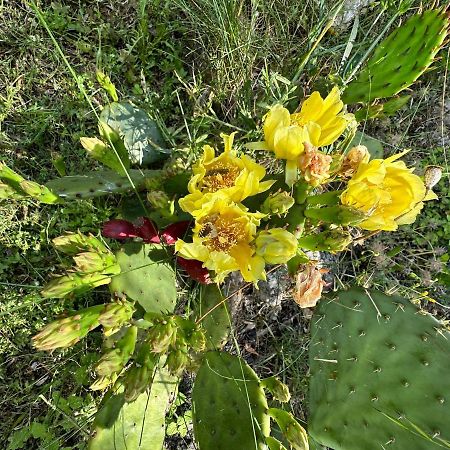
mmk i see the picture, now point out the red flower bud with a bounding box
[177,257,211,284]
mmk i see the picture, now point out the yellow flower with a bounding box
[175,195,266,283]
[255,228,298,264]
[179,133,274,214]
[339,145,371,178]
[341,151,438,231]
[255,87,354,186]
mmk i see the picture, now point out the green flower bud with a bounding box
[123,343,158,401]
[0,182,23,199]
[255,228,298,264]
[19,180,61,204]
[147,190,170,210]
[95,326,137,376]
[32,305,104,351]
[304,205,365,226]
[268,408,309,450]
[189,328,206,352]
[74,252,107,273]
[147,322,177,353]
[90,373,117,391]
[297,229,352,253]
[166,347,189,375]
[80,137,108,158]
[266,436,288,450]
[162,156,187,178]
[41,272,111,299]
[98,300,135,330]
[261,376,291,403]
[98,121,120,144]
[262,190,295,216]
[52,232,108,255]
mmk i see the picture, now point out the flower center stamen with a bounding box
[199,216,246,252]
[201,162,240,192]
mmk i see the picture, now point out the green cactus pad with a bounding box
[89,365,178,450]
[45,169,158,200]
[110,242,177,313]
[192,351,270,450]
[308,287,450,450]
[195,284,230,350]
[100,102,168,165]
[343,9,449,103]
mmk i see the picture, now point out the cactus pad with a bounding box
[46,169,157,200]
[343,9,449,103]
[100,102,168,165]
[89,365,178,450]
[195,284,230,350]
[110,242,177,313]
[192,351,270,450]
[308,287,450,450]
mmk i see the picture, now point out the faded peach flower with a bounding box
[297,142,332,187]
[292,264,327,308]
[340,145,370,178]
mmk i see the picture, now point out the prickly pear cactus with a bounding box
[45,169,158,200]
[100,102,167,165]
[343,9,449,103]
[192,351,270,450]
[195,284,230,350]
[308,287,450,450]
[110,242,177,313]
[89,365,178,450]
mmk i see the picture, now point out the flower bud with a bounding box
[53,232,108,255]
[261,376,291,403]
[124,365,153,401]
[189,328,206,352]
[147,190,170,210]
[262,191,295,216]
[166,348,189,375]
[90,374,117,391]
[32,305,104,351]
[98,300,135,331]
[41,272,111,299]
[147,322,177,353]
[74,252,107,273]
[340,145,370,178]
[80,137,108,158]
[424,165,442,190]
[98,121,120,144]
[95,326,137,376]
[255,229,298,264]
[162,156,187,178]
[268,408,309,450]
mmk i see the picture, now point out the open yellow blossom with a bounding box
[341,151,437,231]
[179,133,274,214]
[252,87,354,186]
[175,196,266,283]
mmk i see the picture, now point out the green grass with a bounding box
[1,0,449,447]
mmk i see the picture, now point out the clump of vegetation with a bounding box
[1,1,448,449]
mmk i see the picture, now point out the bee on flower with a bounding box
[175,195,267,283]
[179,132,274,214]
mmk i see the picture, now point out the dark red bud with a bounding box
[177,257,211,284]
[162,221,192,245]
